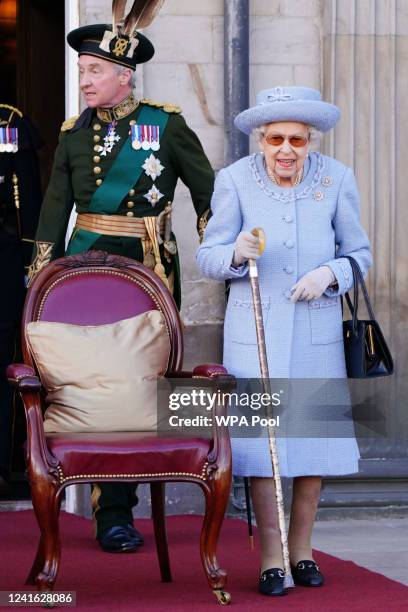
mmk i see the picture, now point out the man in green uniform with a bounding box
[29,21,213,553]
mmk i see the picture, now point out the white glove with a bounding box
[290,266,336,302]
[232,231,261,267]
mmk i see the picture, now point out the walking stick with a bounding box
[248,227,294,589]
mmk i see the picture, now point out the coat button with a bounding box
[284,265,294,274]
[93,124,101,131]
[128,189,135,196]
[283,214,293,223]
[127,201,134,209]
[95,179,103,186]
[93,155,101,163]
[126,211,134,217]
[93,135,101,143]
[94,166,102,175]
[284,239,294,248]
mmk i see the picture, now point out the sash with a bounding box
[67,106,169,255]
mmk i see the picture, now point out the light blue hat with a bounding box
[234,86,340,135]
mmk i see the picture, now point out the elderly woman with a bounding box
[196,87,372,596]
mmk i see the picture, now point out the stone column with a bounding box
[321,0,408,511]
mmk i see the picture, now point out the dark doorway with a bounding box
[0,0,65,189]
[17,0,65,190]
[0,0,65,500]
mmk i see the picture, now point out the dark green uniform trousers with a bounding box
[92,483,138,538]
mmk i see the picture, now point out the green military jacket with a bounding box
[30,95,214,307]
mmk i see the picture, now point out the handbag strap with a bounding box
[344,256,376,322]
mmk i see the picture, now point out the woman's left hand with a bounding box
[290,266,336,302]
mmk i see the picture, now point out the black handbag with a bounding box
[342,256,393,378]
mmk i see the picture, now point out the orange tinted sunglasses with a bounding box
[264,134,309,148]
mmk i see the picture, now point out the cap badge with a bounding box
[113,37,128,57]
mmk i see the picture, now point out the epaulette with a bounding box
[60,115,80,132]
[0,104,23,122]
[140,98,182,114]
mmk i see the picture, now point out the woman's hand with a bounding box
[290,266,336,302]
[232,231,261,266]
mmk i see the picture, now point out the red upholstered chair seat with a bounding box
[46,433,212,482]
[7,252,232,603]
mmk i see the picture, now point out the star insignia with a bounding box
[142,154,164,181]
[144,184,164,207]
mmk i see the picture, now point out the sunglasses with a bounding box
[264,134,309,148]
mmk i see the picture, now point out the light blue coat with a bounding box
[196,151,372,477]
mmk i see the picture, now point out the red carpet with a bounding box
[1,510,407,611]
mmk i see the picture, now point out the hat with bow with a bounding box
[234,86,340,134]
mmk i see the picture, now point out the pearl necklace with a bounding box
[265,162,304,187]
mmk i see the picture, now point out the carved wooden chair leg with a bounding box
[199,478,231,605]
[26,534,45,585]
[29,477,62,591]
[150,481,172,582]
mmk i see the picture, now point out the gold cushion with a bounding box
[26,311,170,433]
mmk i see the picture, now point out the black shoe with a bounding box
[291,560,324,587]
[126,524,144,546]
[97,525,141,553]
[259,568,288,596]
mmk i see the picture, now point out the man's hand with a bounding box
[290,266,336,302]
[232,231,261,267]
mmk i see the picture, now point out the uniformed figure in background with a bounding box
[0,104,42,485]
[0,104,43,271]
[29,1,214,553]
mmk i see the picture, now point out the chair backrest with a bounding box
[22,251,183,372]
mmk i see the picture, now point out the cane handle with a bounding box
[251,227,266,256]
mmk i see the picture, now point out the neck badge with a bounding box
[100,121,121,156]
[0,127,18,153]
[131,124,160,151]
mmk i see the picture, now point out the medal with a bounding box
[100,120,120,156]
[141,125,150,150]
[151,125,160,151]
[0,127,18,154]
[131,124,142,150]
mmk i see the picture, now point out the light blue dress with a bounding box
[196,151,372,477]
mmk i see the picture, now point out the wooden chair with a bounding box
[7,251,232,605]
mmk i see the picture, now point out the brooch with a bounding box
[313,191,324,201]
[321,176,333,187]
